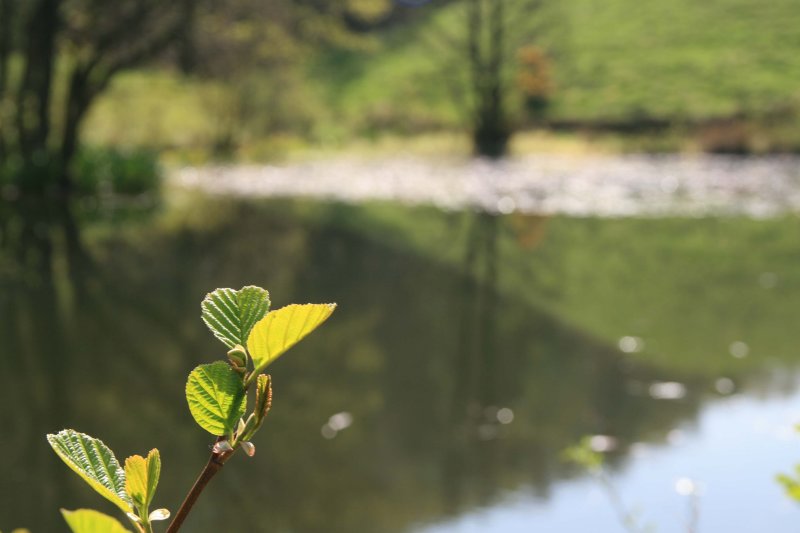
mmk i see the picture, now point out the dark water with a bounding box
[2,194,800,532]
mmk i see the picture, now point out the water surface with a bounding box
[2,194,800,531]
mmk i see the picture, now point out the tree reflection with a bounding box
[0,196,86,530]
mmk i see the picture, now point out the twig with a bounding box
[687,491,700,533]
[597,470,649,533]
[165,446,234,533]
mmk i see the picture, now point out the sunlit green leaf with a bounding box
[60,509,131,533]
[46,430,132,513]
[247,303,336,375]
[124,448,160,511]
[186,362,247,436]
[201,286,270,348]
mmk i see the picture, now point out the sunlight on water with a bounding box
[649,381,688,400]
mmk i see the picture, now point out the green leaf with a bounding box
[247,303,336,375]
[46,430,132,513]
[124,448,161,511]
[201,286,270,348]
[186,362,247,436]
[60,509,132,533]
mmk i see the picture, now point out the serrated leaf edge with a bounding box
[201,286,270,348]
[47,430,132,513]
[247,303,336,376]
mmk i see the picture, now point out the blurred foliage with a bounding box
[562,436,670,533]
[72,147,161,196]
[516,45,554,120]
[69,0,800,157]
[339,0,800,123]
[778,466,800,502]
[0,145,161,196]
[0,0,408,188]
[0,0,194,191]
[778,426,800,503]
[562,437,603,472]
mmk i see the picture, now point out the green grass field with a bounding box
[83,0,800,155]
[329,0,800,123]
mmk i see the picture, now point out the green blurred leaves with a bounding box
[778,426,800,503]
[778,468,800,501]
[561,437,604,472]
[186,361,247,436]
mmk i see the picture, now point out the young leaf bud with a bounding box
[237,414,257,442]
[149,509,171,521]
[227,344,248,369]
[254,374,273,423]
[212,440,234,454]
[240,441,255,457]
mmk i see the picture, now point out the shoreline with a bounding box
[174,153,800,218]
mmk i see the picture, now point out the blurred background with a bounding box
[2,0,800,531]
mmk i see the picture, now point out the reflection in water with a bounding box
[0,197,89,531]
[444,211,503,516]
[0,197,795,531]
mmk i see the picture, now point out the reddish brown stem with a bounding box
[166,449,233,533]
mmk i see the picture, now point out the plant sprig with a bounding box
[47,286,336,533]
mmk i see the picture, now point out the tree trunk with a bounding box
[59,68,92,195]
[177,0,198,74]
[0,0,13,161]
[16,0,60,168]
[467,0,511,158]
[473,115,510,158]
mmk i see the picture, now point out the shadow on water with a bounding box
[0,196,790,531]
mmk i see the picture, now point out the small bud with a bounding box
[227,344,248,369]
[237,414,257,441]
[126,513,141,523]
[240,441,255,457]
[255,374,273,423]
[149,509,170,521]
[212,440,234,454]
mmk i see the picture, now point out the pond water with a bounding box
[2,181,800,532]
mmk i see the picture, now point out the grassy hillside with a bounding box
[83,0,800,154]
[327,0,800,125]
